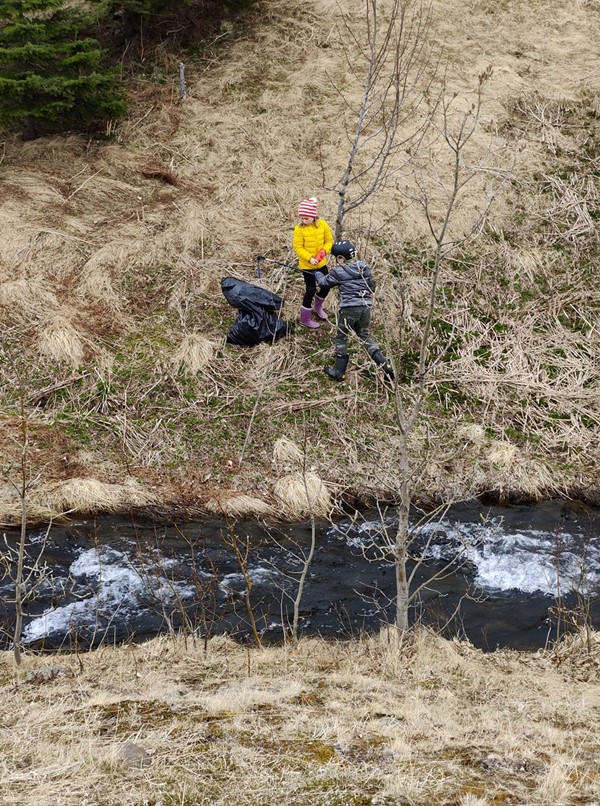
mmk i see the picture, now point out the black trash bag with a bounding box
[221,276,288,347]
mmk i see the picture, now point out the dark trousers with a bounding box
[335,305,380,357]
[301,268,330,308]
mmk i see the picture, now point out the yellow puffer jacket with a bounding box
[293,218,333,271]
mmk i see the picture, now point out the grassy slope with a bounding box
[0,0,599,523]
[1,629,599,805]
[1,7,599,803]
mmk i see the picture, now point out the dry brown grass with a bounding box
[1,629,599,805]
[204,491,276,518]
[272,436,305,473]
[0,478,158,523]
[0,0,599,517]
[273,470,332,518]
[0,277,59,324]
[171,333,218,375]
[37,312,87,366]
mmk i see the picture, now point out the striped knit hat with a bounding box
[298,197,318,218]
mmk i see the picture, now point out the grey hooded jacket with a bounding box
[315,259,375,308]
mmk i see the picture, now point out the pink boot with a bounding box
[312,295,329,321]
[300,306,320,329]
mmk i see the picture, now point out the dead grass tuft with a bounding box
[205,492,275,518]
[0,277,58,323]
[23,477,157,518]
[501,457,560,500]
[456,423,487,446]
[171,333,217,374]
[273,471,332,518]
[37,313,87,366]
[486,439,518,470]
[542,629,600,681]
[78,241,137,311]
[272,437,305,473]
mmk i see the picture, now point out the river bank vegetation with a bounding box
[1,628,599,805]
[0,0,599,525]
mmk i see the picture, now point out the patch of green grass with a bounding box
[53,412,92,446]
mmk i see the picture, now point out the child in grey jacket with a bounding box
[315,240,394,383]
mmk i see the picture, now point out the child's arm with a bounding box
[315,268,340,290]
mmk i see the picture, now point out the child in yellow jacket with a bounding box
[292,197,333,329]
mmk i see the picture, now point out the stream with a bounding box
[1,499,599,652]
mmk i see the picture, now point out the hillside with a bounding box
[1,0,600,523]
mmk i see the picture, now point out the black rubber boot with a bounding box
[372,350,395,383]
[324,353,349,381]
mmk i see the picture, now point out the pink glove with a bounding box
[316,249,326,262]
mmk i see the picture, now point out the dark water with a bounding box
[1,499,598,652]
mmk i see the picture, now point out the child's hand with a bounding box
[309,257,318,265]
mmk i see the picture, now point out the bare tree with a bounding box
[0,369,52,665]
[328,0,504,637]
[386,70,505,633]
[351,500,492,639]
[220,523,264,647]
[329,0,436,238]
[289,428,321,646]
[12,392,30,665]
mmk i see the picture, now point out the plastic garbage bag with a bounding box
[221,276,288,346]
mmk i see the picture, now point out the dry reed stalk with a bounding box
[270,397,340,415]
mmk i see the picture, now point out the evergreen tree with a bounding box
[99,0,256,45]
[104,0,255,17]
[0,0,126,139]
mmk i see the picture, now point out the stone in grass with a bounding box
[25,665,73,684]
[116,741,152,769]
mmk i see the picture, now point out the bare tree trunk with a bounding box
[291,512,316,646]
[291,422,319,645]
[178,63,187,102]
[13,501,26,666]
[395,523,409,634]
[21,117,38,142]
[13,396,28,666]
[394,434,411,633]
